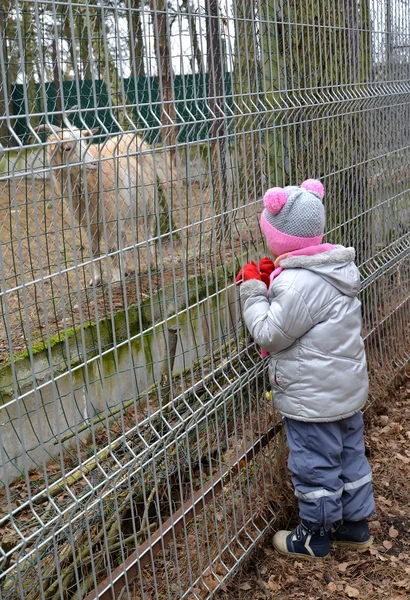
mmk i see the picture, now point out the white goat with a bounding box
[32,119,168,285]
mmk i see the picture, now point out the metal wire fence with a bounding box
[0,0,409,598]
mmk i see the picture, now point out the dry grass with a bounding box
[0,177,261,362]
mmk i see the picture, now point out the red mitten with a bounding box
[259,272,271,287]
[258,257,275,276]
[235,261,262,286]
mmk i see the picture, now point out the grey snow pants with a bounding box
[284,411,375,531]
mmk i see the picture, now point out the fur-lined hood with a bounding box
[278,245,360,298]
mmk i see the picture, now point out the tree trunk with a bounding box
[2,1,19,88]
[90,4,126,128]
[259,1,287,188]
[206,0,228,243]
[181,0,203,73]
[21,3,39,128]
[232,0,262,203]
[260,0,371,260]
[0,5,10,146]
[150,0,177,162]
[77,9,93,81]
[128,0,145,78]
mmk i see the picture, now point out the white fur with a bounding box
[239,280,267,303]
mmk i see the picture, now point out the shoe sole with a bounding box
[331,536,373,551]
[272,540,329,561]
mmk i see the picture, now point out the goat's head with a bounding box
[31,125,99,173]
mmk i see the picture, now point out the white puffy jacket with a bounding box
[240,246,368,422]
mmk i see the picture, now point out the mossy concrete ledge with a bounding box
[0,260,245,399]
[0,263,244,482]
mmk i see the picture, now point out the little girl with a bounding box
[236,179,375,559]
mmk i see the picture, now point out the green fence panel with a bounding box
[11,74,234,146]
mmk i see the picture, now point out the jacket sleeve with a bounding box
[239,279,314,353]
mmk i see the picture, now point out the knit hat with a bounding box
[260,179,325,257]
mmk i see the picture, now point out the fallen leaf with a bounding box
[396,453,410,464]
[394,580,410,589]
[338,562,350,572]
[370,546,388,561]
[383,540,393,550]
[377,495,393,507]
[239,582,252,591]
[215,511,223,522]
[213,562,226,576]
[259,565,268,575]
[327,582,337,591]
[405,567,410,575]
[389,527,399,538]
[345,585,360,598]
[202,576,219,592]
[266,580,281,592]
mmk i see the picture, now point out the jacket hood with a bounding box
[279,245,360,297]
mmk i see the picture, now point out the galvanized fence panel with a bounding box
[0,0,409,599]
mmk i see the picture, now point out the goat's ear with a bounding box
[27,132,55,145]
[81,128,99,138]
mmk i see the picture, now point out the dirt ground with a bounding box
[0,177,259,363]
[216,370,410,600]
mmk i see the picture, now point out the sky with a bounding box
[11,0,410,84]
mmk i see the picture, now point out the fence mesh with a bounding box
[0,0,409,599]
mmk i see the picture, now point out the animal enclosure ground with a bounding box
[0,177,259,363]
[216,368,410,600]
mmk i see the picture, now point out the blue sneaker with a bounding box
[329,519,373,549]
[272,520,330,559]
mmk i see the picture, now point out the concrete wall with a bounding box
[0,275,239,483]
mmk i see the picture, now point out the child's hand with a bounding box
[235,261,270,287]
[258,257,275,276]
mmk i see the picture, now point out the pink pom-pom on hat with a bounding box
[300,179,324,199]
[263,187,288,215]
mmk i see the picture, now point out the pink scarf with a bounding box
[260,244,335,358]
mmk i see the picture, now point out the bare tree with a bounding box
[128,0,145,78]
[181,0,204,73]
[232,0,262,202]
[19,2,40,128]
[206,0,228,242]
[150,0,177,162]
[76,4,93,80]
[0,5,9,146]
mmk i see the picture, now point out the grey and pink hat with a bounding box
[260,179,326,257]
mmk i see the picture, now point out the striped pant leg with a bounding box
[340,411,375,521]
[284,418,344,531]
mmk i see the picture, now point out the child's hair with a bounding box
[260,179,325,257]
